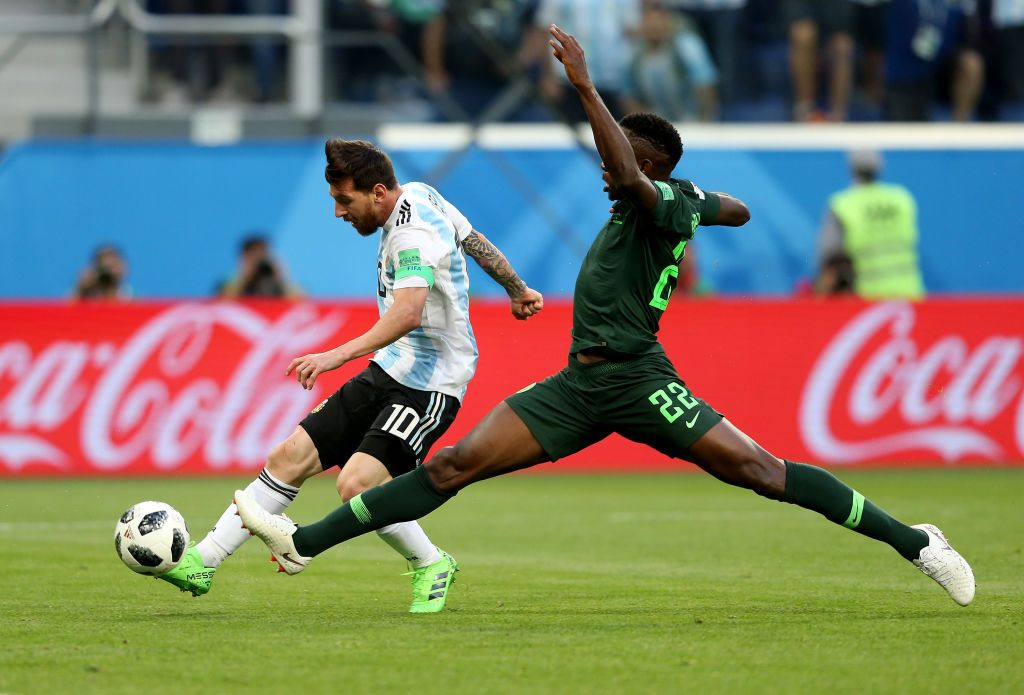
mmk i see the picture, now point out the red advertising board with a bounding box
[1,298,1022,476]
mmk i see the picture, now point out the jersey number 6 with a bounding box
[649,239,688,311]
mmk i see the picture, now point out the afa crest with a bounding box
[311,398,329,414]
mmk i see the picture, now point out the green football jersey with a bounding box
[569,178,721,356]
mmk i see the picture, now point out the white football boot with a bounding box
[911,523,975,606]
[233,489,312,575]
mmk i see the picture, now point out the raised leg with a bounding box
[290,402,547,557]
[687,419,929,563]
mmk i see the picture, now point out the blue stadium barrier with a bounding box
[0,136,1021,299]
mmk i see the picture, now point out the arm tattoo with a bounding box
[460,230,527,296]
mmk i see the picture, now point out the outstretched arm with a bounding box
[286,287,428,390]
[702,192,751,227]
[548,25,660,212]
[461,230,544,320]
[550,25,750,228]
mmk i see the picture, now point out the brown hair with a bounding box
[324,139,398,191]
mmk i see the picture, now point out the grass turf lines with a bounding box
[1,470,1021,694]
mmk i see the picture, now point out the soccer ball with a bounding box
[114,501,190,576]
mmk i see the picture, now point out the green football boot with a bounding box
[157,545,216,597]
[406,548,459,614]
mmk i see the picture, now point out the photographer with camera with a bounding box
[219,234,303,300]
[71,244,132,302]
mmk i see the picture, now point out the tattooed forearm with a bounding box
[461,230,527,296]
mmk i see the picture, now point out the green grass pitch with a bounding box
[1,470,1022,694]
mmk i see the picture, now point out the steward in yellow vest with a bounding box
[816,150,925,299]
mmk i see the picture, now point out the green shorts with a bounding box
[505,352,723,462]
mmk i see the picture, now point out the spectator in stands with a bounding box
[219,234,302,299]
[328,0,450,116]
[521,0,641,121]
[664,0,746,103]
[145,0,287,105]
[432,0,539,119]
[327,1,395,102]
[145,0,232,104]
[884,0,983,121]
[246,0,288,103]
[815,150,925,299]
[993,0,1024,118]
[733,0,790,120]
[622,2,719,122]
[389,0,449,95]
[785,0,856,121]
[850,0,890,113]
[72,244,132,302]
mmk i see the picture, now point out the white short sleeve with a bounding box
[445,200,474,242]
[388,226,448,290]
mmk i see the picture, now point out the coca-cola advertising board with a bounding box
[1,299,1022,476]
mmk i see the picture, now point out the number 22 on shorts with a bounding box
[649,382,700,428]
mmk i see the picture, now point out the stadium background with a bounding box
[1,2,1022,694]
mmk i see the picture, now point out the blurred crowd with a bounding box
[144,0,1024,122]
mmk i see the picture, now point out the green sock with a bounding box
[783,461,928,561]
[293,465,454,557]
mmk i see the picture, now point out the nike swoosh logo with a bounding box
[685,412,700,429]
[281,552,307,566]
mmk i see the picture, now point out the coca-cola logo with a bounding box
[800,302,1022,463]
[0,303,344,472]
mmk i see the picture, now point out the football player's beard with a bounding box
[354,219,378,237]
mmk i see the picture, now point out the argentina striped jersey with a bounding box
[372,182,478,401]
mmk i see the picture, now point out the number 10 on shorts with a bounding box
[649,383,700,427]
[382,404,421,440]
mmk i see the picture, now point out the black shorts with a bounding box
[299,362,460,478]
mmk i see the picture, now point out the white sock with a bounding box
[195,468,299,568]
[375,522,441,568]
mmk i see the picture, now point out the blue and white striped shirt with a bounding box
[373,182,478,402]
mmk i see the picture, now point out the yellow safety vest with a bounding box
[829,182,925,300]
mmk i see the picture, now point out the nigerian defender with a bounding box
[235,26,975,608]
[159,138,543,613]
